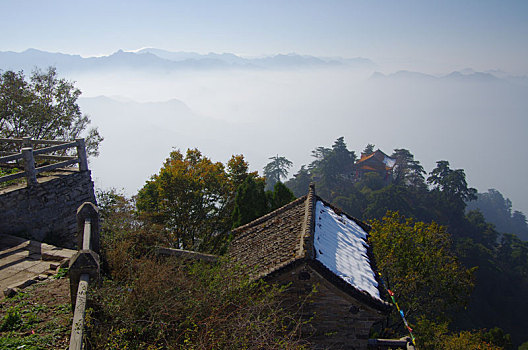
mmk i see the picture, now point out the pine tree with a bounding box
[263,155,293,191]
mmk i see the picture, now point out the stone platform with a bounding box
[0,234,76,298]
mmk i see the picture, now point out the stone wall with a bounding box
[0,171,96,249]
[272,264,387,350]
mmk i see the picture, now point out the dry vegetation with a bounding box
[85,190,309,349]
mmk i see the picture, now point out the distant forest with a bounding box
[284,137,528,347]
[467,189,528,242]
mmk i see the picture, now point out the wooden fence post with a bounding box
[75,138,88,172]
[21,147,37,186]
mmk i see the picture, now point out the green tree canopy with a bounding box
[231,175,268,228]
[0,67,102,156]
[307,137,356,198]
[467,188,528,241]
[428,160,477,202]
[286,165,312,197]
[269,181,296,211]
[310,137,356,178]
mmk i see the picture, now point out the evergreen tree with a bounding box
[428,160,477,224]
[263,155,293,190]
[308,137,356,198]
[231,176,268,228]
[286,165,312,197]
[467,189,528,241]
[391,148,426,188]
[309,137,356,178]
[512,211,528,241]
[270,181,296,210]
[362,143,375,156]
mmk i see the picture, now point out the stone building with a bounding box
[228,184,392,349]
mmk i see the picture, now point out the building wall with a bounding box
[272,264,386,350]
[0,171,96,249]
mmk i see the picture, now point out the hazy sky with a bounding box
[2,0,527,74]
[2,0,528,213]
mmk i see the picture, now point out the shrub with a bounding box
[413,317,503,350]
[89,192,307,349]
[87,257,306,349]
[0,308,22,331]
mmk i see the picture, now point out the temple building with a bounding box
[228,184,393,349]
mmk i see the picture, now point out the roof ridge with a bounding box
[357,149,394,164]
[297,183,315,259]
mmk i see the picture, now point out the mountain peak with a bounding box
[2,47,369,71]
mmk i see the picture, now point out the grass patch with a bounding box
[0,278,72,349]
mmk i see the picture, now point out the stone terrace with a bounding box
[0,233,76,298]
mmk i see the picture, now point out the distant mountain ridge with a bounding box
[4,48,526,85]
[0,48,375,73]
[370,69,528,86]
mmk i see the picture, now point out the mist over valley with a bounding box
[2,48,527,214]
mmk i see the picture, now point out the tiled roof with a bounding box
[228,184,391,312]
[229,194,311,279]
[356,150,395,170]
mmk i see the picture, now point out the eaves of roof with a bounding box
[228,184,391,313]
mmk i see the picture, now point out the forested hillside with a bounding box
[285,137,528,347]
[93,138,528,348]
[467,189,528,241]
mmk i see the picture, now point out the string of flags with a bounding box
[377,271,416,346]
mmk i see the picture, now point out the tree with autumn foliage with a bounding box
[369,212,474,335]
[136,149,232,253]
[226,154,260,191]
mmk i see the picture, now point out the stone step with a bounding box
[0,234,76,299]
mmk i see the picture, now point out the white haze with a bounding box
[72,67,528,215]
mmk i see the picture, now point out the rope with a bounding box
[377,271,416,346]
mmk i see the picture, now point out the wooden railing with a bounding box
[0,137,88,186]
[68,202,100,350]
